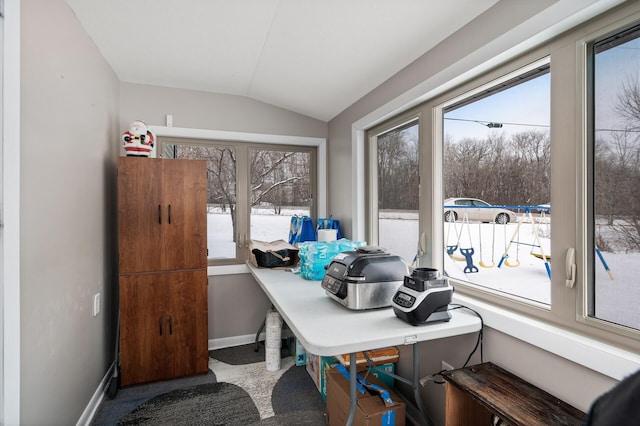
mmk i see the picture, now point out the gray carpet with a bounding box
[91,343,326,425]
[118,382,260,425]
[209,343,291,365]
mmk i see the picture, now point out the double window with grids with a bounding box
[161,138,316,266]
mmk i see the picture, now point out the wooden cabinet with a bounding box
[118,157,208,387]
[442,363,585,426]
[119,270,208,385]
[118,157,207,274]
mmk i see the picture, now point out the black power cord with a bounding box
[447,303,484,368]
[421,303,484,385]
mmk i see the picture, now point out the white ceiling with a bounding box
[66,0,499,121]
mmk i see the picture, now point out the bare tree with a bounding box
[615,76,640,131]
[595,75,640,249]
[173,144,311,242]
[443,130,550,208]
[251,150,310,213]
[510,131,551,205]
[377,126,419,210]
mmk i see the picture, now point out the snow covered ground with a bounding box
[207,208,640,329]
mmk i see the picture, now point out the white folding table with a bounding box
[247,263,481,425]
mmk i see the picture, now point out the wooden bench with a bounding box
[441,362,586,426]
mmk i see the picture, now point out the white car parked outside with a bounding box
[443,198,517,224]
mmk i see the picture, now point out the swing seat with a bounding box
[446,244,465,261]
[504,259,520,267]
[479,260,495,268]
[460,248,479,273]
[531,252,551,260]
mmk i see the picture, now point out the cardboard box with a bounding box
[368,363,395,390]
[288,336,307,366]
[306,352,340,400]
[335,347,399,367]
[326,367,406,426]
[307,351,396,400]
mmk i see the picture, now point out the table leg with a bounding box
[254,317,266,352]
[346,352,357,426]
[413,343,432,425]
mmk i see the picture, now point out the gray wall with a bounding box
[119,83,327,139]
[21,0,120,424]
[208,274,272,341]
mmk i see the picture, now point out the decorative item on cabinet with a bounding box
[121,120,156,157]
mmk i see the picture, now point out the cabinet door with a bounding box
[160,159,207,271]
[164,269,209,379]
[118,157,164,273]
[119,273,167,386]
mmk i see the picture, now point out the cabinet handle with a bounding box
[158,205,162,224]
[169,315,173,335]
[159,315,163,336]
[168,204,172,224]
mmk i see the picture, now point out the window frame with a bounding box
[577,13,640,342]
[154,129,321,268]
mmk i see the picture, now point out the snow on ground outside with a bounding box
[207,208,640,329]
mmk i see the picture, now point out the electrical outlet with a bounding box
[442,360,454,371]
[93,293,101,317]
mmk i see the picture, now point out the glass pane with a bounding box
[443,70,551,304]
[592,28,640,330]
[249,149,311,242]
[377,122,419,263]
[172,144,237,261]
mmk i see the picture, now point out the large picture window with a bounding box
[363,4,640,350]
[162,139,315,265]
[588,24,640,331]
[441,62,551,305]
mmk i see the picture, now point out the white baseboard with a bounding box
[208,328,294,351]
[209,333,264,351]
[76,363,115,426]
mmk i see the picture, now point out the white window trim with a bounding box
[148,125,327,277]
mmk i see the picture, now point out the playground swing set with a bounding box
[445,206,614,281]
[496,208,551,278]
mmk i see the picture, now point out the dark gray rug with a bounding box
[207,341,291,365]
[91,343,326,425]
[118,382,260,425]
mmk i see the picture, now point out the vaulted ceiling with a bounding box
[66,0,499,121]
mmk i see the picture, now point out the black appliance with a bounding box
[391,267,453,325]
